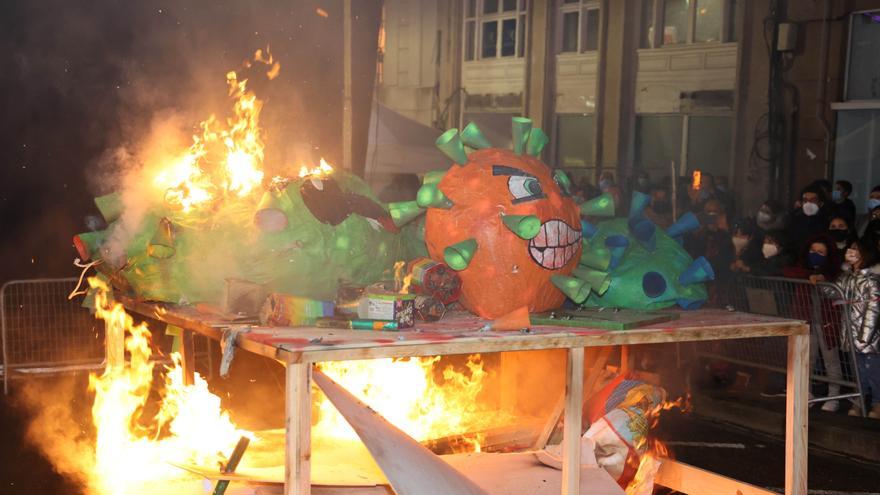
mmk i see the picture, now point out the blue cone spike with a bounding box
[629,191,651,221]
[630,218,657,252]
[605,235,630,270]
[677,298,706,310]
[678,256,715,286]
[666,212,701,239]
[581,219,598,239]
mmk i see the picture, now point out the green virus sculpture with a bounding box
[577,192,713,310]
[74,171,422,305]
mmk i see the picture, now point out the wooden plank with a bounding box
[785,332,809,495]
[312,369,487,495]
[655,459,777,495]
[286,363,312,495]
[562,347,584,495]
[180,329,195,386]
[530,310,680,330]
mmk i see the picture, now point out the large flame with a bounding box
[152,50,273,213]
[315,355,509,452]
[87,277,251,495]
[624,395,689,495]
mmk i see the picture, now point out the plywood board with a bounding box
[531,309,680,330]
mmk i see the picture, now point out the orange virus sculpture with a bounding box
[414,118,585,318]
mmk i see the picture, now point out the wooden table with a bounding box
[123,299,809,495]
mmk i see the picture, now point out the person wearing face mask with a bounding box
[751,231,793,276]
[729,220,761,274]
[597,171,622,209]
[856,185,880,237]
[783,236,844,412]
[818,239,880,418]
[685,199,734,306]
[787,185,831,248]
[755,200,787,235]
[832,180,856,226]
[827,216,854,253]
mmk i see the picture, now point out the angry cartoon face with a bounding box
[424,148,582,318]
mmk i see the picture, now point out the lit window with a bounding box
[558,1,601,54]
[464,0,528,61]
[557,114,596,168]
[635,114,733,179]
[641,0,737,48]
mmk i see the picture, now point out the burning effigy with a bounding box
[43,46,712,495]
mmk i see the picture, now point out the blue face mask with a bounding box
[832,190,843,203]
[808,252,827,269]
[868,198,880,212]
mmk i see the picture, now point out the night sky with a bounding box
[0,0,380,281]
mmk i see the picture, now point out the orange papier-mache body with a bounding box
[424,145,582,319]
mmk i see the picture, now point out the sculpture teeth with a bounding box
[528,220,582,269]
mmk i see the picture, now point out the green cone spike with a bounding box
[460,122,492,150]
[73,231,107,260]
[147,218,175,259]
[580,193,616,217]
[501,214,541,239]
[416,184,453,209]
[512,117,532,154]
[551,275,591,304]
[95,193,123,223]
[554,169,573,195]
[572,267,612,296]
[580,245,612,271]
[444,239,478,271]
[388,201,425,227]
[526,128,549,156]
[423,169,448,186]
[436,128,469,165]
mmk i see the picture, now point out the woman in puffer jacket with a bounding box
[819,238,880,418]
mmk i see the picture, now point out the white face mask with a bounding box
[845,248,861,266]
[837,241,848,250]
[756,211,772,224]
[732,236,749,253]
[762,243,779,259]
[802,202,820,216]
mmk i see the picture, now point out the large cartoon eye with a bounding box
[554,169,572,196]
[507,175,545,203]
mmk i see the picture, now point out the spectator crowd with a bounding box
[573,173,880,420]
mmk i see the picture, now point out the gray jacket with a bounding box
[824,267,880,354]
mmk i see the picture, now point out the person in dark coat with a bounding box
[832,180,857,227]
[787,185,832,248]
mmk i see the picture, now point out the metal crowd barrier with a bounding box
[1,278,213,395]
[699,275,867,416]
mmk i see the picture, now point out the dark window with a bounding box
[584,8,600,51]
[484,0,499,14]
[687,116,732,177]
[465,21,476,61]
[503,0,517,12]
[727,0,738,42]
[635,115,683,174]
[562,12,580,52]
[482,21,498,58]
[556,114,596,168]
[501,18,517,56]
[640,0,656,48]
[466,0,476,18]
[518,14,526,57]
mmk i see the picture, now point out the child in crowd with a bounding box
[832,180,856,226]
[756,200,788,234]
[819,239,880,418]
[785,236,844,412]
[828,216,854,252]
[750,231,792,276]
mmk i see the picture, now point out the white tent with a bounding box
[364,100,451,181]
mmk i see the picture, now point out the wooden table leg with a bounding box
[180,328,196,386]
[285,363,312,495]
[562,346,585,495]
[785,332,809,495]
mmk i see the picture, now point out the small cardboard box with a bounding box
[357,292,416,328]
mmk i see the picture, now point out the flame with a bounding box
[394,261,413,294]
[87,277,252,495]
[624,395,690,495]
[692,170,702,190]
[314,355,509,452]
[298,157,335,178]
[152,52,277,213]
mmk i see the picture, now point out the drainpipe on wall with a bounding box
[816,0,833,179]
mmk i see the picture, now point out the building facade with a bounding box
[377,0,880,215]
